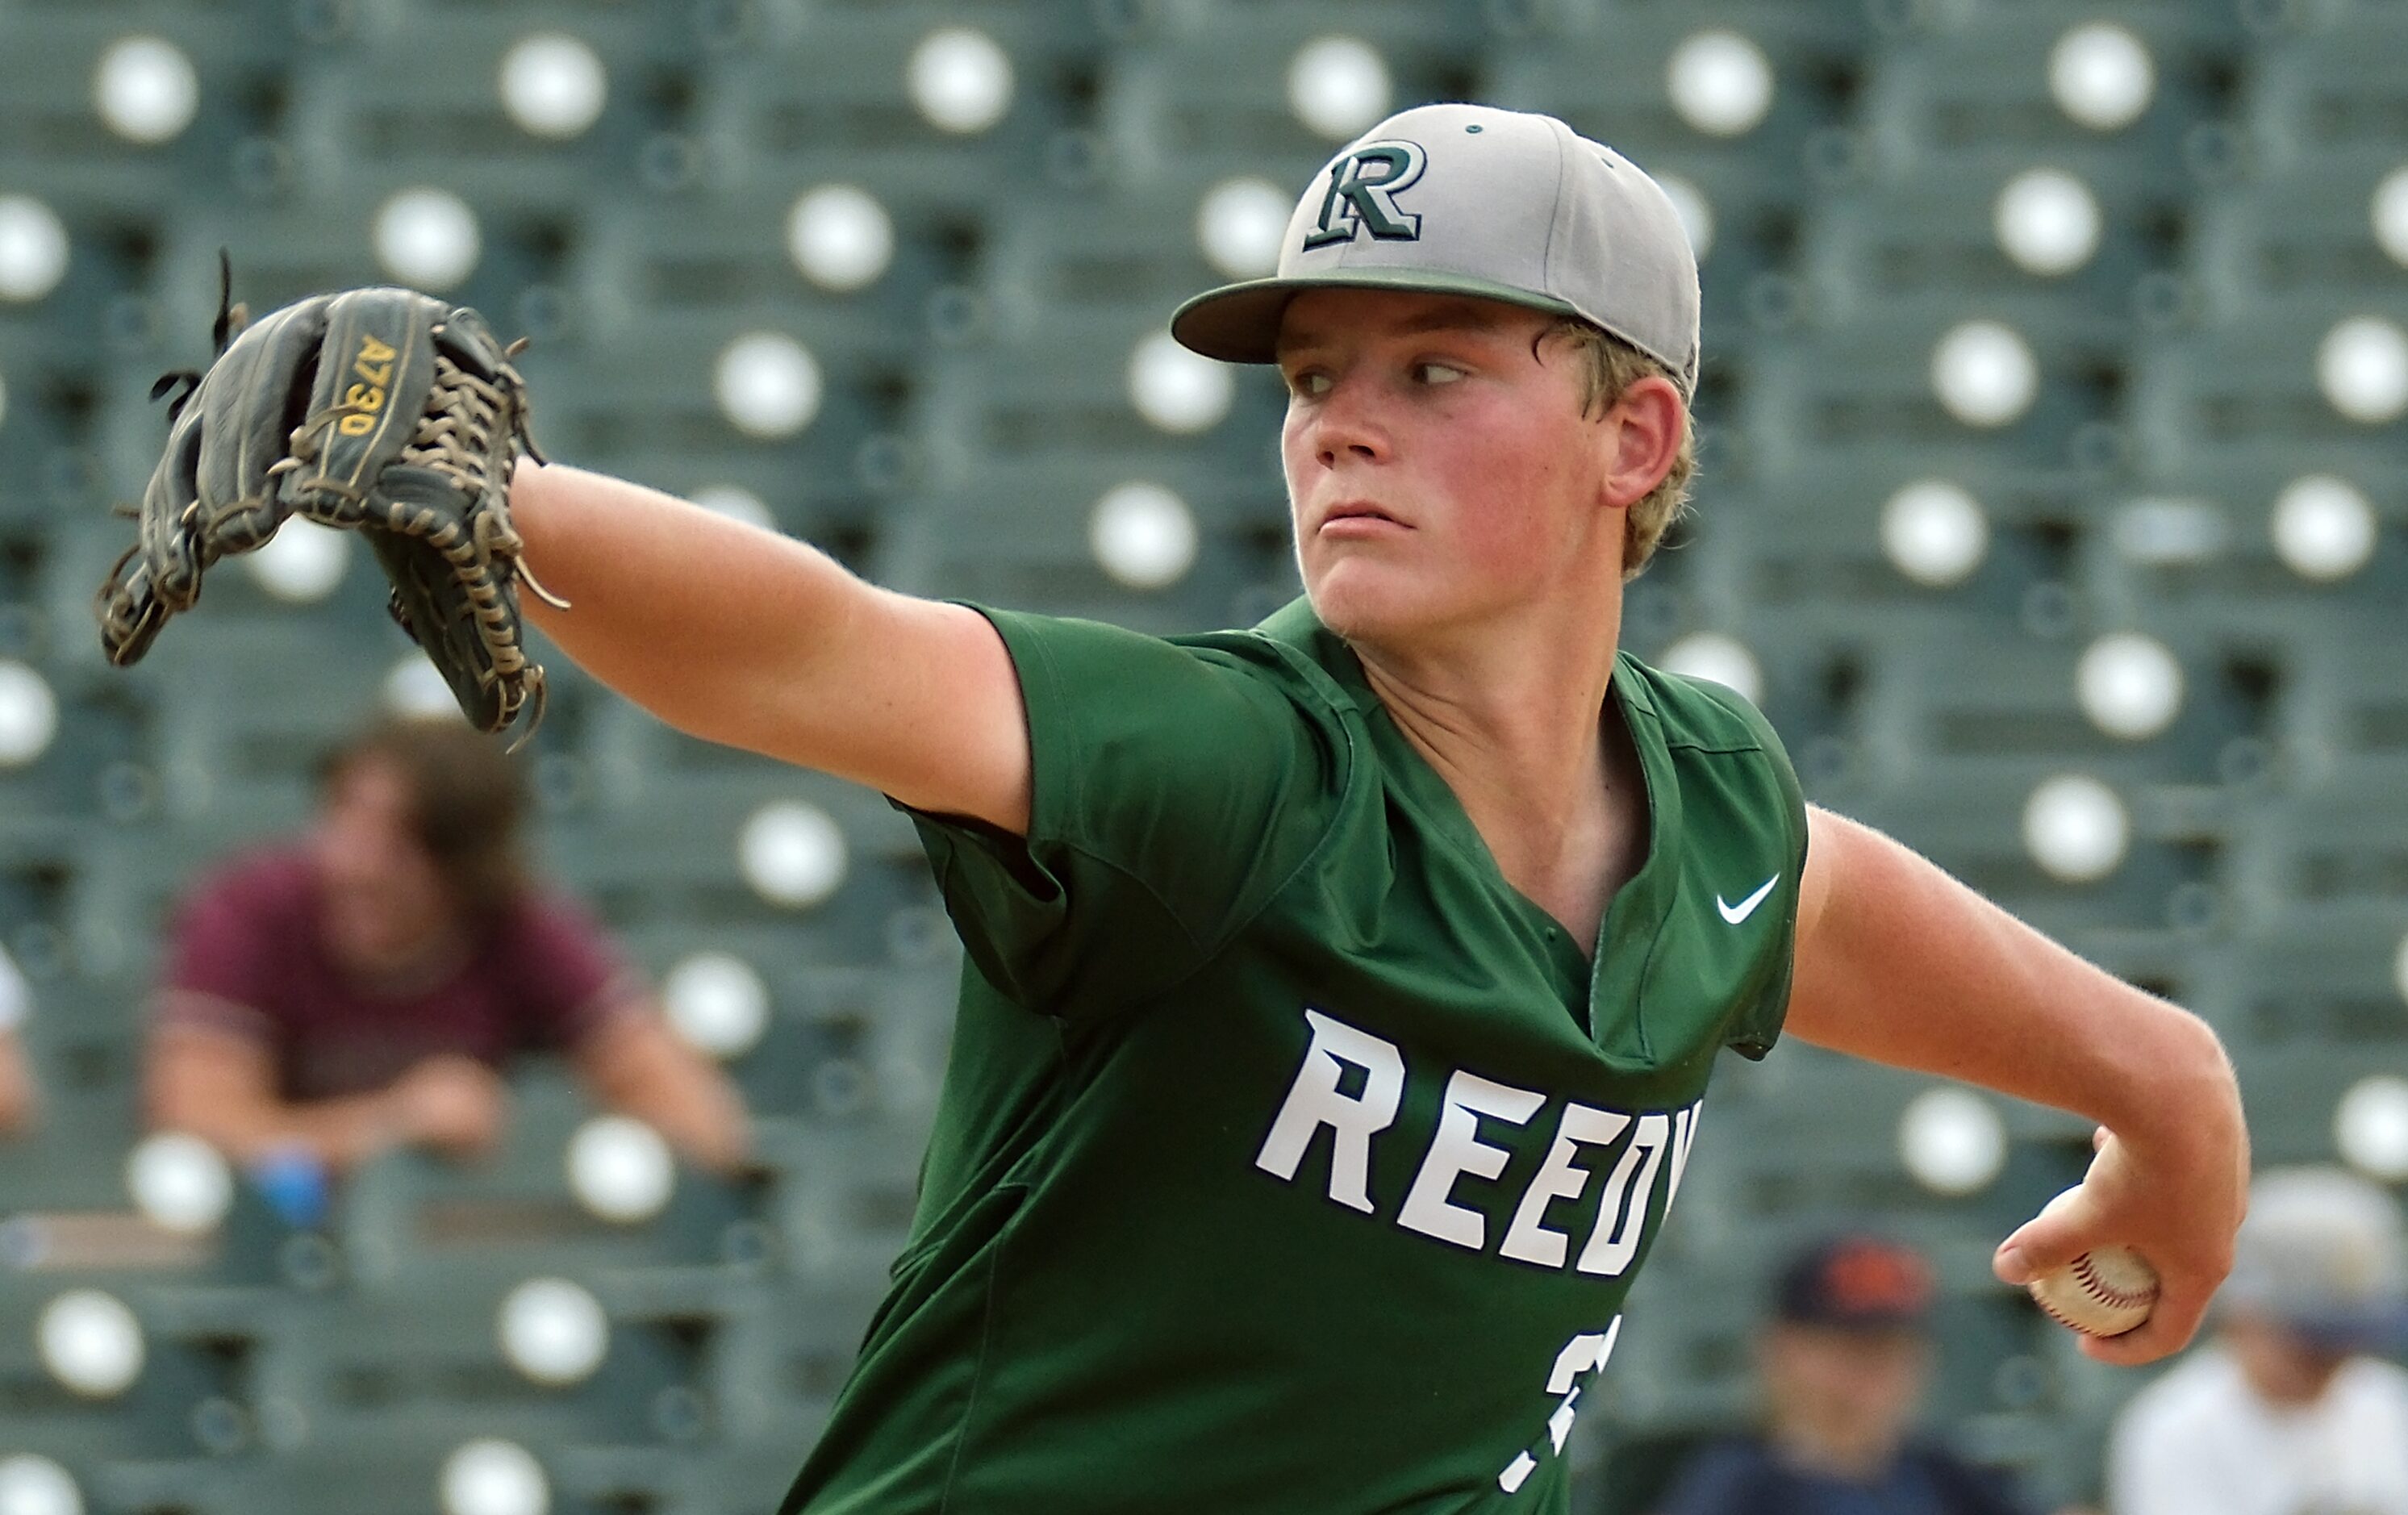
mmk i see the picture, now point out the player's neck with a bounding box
[1350,594,1624,819]
[1351,594,1636,931]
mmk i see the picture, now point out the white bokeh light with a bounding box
[662,951,770,1059]
[125,1132,232,1236]
[1129,331,1233,435]
[1994,168,2101,276]
[374,188,481,293]
[716,332,823,440]
[1089,482,1199,591]
[94,35,199,145]
[2271,474,2378,582]
[37,1291,143,1399]
[1898,1087,2008,1196]
[2318,315,2408,424]
[498,1278,608,1387]
[2373,166,2408,270]
[908,27,1012,136]
[565,1116,674,1225]
[1658,632,1764,707]
[787,185,894,294]
[2336,1075,2408,1184]
[1881,479,1989,586]
[0,197,69,303]
[499,33,607,140]
[244,518,349,603]
[0,1454,81,1515]
[1196,177,1291,280]
[1655,173,1715,261]
[739,800,848,908]
[382,654,457,720]
[2050,22,2154,131]
[1931,319,2039,428]
[688,483,776,531]
[2022,774,2130,883]
[1667,29,1775,138]
[2076,632,2183,741]
[441,1439,549,1515]
[0,662,58,766]
[1287,36,1391,142]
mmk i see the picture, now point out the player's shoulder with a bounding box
[1185,596,1362,695]
[1617,649,1784,758]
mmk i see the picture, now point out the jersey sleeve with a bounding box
[892,604,1350,1016]
[490,894,648,1053]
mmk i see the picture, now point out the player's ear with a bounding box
[1599,376,1684,512]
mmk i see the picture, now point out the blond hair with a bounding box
[1539,318,1696,581]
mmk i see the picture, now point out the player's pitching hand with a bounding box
[1992,1121,2248,1367]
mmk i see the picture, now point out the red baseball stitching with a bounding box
[2072,1252,2156,1312]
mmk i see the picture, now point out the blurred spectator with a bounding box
[2108,1167,2408,1515]
[142,716,751,1177]
[0,940,36,1137]
[1655,1233,2037,1515]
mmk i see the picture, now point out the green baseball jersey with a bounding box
[779,596,1809,1515]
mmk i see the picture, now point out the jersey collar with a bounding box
[1254,598,1684,1062]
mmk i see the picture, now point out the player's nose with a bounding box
[1304,375,1393,470]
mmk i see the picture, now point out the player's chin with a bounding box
[1303,559,1444,645]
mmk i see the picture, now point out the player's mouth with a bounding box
[1319,501,1409,536]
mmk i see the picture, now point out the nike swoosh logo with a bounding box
[1716,874,1780,924]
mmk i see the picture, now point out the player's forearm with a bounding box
[1784,811,2241,1153]
[508,461,874,753]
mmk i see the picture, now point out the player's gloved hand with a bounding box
[95,260,565,749]
[1994,1121,2249,1367]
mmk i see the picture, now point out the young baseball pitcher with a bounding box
[100,104,2247,1513]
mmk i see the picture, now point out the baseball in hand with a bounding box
[2027,1244,2160,1338]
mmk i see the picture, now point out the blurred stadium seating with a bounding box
[0,0,2402,1511]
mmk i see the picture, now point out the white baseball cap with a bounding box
[2223,1167,2408,1349]
[1171,102,1701,394]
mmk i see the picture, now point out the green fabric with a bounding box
[780,596,1809,1515]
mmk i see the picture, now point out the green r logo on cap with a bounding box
[1302,140,1428,250]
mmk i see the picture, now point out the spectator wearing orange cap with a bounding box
[1653,1233,2038,1515]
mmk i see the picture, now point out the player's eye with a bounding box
[1414,361,1467,386]
[1287,369,1333,398]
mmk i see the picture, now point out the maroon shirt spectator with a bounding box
[160,844,645,1102]
[144,716,752,1175]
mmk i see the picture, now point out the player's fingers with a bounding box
[1993,1196,2100,1284]
[2076,1275,2211,1366]
[2093,1123,2110,1153]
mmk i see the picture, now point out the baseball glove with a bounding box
[95,268,567,748]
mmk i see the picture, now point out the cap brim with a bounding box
[2272,1302,2408,1354]
[1171,269,1580,364]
